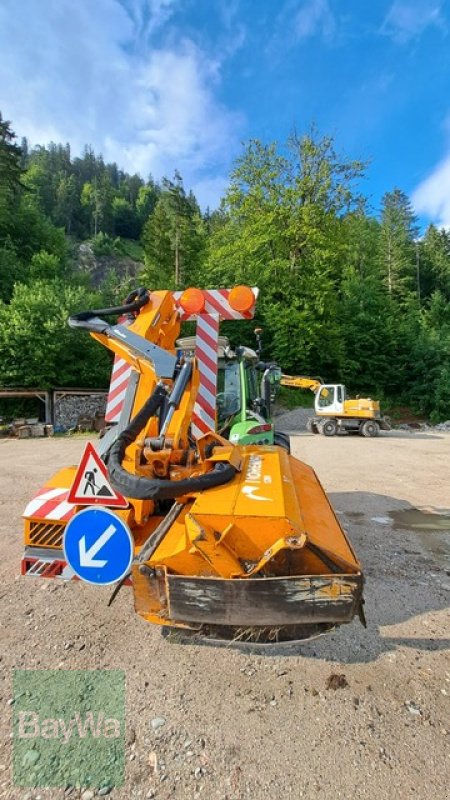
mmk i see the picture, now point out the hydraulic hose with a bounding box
[107,384,236,501]
[68,287,150,331]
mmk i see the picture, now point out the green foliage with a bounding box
[112,197,139,238]
[0,112,449,420]
[430,366,450,422]
[277,386,315,409]
[0,280,112,389]
[205,131,449,420]
[115,238,144,261]
[378,188,419,302]
[29,250,62,280]
[90,232,121,257]
[0,239,25,301]
[141,172,206,288]
[0,113,23,198]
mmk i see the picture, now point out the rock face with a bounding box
[54,393,107,431]
[76,242,143,288]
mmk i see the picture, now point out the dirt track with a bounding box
[1,431,449,799]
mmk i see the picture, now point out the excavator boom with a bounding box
[281,374,322,392]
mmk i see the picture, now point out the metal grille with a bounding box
[28,521,64,549]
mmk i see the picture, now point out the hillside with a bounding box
[1,113,450,420]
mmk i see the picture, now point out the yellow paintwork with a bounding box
[342,399,380,417]
[281,375,322,392]
[23,288,364,636]
[132,445,361,626]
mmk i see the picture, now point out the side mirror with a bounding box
[263,366,282,406]
[268,367,282,385]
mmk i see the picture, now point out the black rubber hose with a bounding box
[107,384,236,501]
[68,287,150,328]
[117,382,168,447]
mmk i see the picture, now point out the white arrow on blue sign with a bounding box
[63,507,134,585]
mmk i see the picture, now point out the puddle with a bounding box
[390,508,450,531]
[347,506,450,565]
[390,508,450,567]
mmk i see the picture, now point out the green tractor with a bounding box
[176,335,290,452]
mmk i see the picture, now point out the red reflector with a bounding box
[247,424,272,435]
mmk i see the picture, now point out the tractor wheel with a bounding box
[360,420,380,438]
[320,419,338,437]
[274,431,291,453]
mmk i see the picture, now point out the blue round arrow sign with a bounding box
[63,507,133,585]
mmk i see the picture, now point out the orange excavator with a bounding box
[22,286,365,649]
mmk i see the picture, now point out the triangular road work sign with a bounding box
[67,442,128,508]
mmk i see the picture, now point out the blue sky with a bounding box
[1,0,450,224]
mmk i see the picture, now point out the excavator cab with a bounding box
[316,384,345,415]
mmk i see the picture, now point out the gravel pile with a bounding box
[274,409,450,434]
[396,420,450,432]
[433,419,450,431]
[273,406,313,432]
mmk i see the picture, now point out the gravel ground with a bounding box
[0,431,449,800]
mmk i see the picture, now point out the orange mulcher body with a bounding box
[22,287,364,648]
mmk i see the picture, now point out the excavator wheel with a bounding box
[306,418,318,434]
[274,430,291,453]
[319,419,338,437]
[360,420,380,437]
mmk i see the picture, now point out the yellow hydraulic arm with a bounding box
[280,375,322,393]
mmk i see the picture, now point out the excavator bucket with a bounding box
[21,287,365,649]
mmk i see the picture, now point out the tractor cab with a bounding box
[176,336,279,446]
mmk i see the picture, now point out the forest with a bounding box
[0,111,449,420]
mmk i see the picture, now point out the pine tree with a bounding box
[0,113,23,196]
[379,189,419,302]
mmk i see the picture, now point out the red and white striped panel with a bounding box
[105,357,133,423]
[23,487,76,522]
[21,551,133,583]
[172,288,258,321]
[191,314,220,438]
[103,288,259,437]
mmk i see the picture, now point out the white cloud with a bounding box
[412,152,450,228]
[119,0,178,41]
[0,0,242,207]
[295,0,336,41]
[382,1,447,43]
[191,175,229,211]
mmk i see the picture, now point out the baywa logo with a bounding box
[13,669,125,789]
[18,710,121,743]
